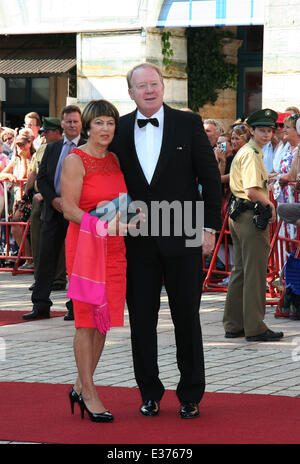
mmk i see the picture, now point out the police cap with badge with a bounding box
[246,108,278,128]
[39,116,62,133]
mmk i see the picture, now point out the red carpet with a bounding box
[0,310,66,326]
[0,382,300,444]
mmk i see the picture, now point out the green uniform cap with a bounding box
[246,108,278,128]
[40,117,62,131]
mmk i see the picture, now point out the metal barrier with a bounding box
[202,184,300,316]
[0,179,33,275]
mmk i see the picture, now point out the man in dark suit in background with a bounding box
[111,63,222,418]
[23,105,85,320]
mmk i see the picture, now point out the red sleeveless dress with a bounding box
[65,148,127,328]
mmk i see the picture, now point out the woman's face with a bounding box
[231,131,246,152]
[216,136,232,156]
[282,123,297,144]
[16,141,31,154]
[2,134,14,147]
[89,115,116,147]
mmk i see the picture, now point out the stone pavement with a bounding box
[1,271,300,443]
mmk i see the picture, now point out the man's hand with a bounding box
[51,197,63,213]
[202,230,216,256]
[33,193,43,203]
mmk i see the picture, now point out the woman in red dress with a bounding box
[61,100,134,422]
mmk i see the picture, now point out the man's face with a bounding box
[128,66,164,118]
[61,111,82,140]
[24,117,40,138]
[204,123,219,147]
[43,129,62,144]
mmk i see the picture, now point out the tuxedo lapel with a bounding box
[150,104,174,186]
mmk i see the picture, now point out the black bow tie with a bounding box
[137,118,159,128]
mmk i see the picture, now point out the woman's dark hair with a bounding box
[81,100,119,137]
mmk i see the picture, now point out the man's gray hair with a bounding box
[204,119,224,134]
[126,62,164,89]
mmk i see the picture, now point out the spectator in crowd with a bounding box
[285,106,300,115]
[204,119,224,148]
[214,133,235,281]
[0,133,33,267]
[278,116,300,194]
[0,140,9,217]
[23,117,67,293]
[0,128,14,158]
[275,114,300,203]
[214,132,233,182]
[23,105,85,320]
[230,123,251,155]
[24,112,42,151]
[19,127,36,156]
[270,113,291,175]
[0,140,9,171]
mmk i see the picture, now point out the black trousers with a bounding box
[126,237,205,403]
[31,213,69,311]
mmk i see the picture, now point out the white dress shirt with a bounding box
[134,106,164,184]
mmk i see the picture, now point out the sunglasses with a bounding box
[233,124,247,131]
[291,114,300,121]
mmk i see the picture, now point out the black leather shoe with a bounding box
[180,402,199,419]
[78,394,114,423]
[64,300,74,321]
[28,282,35,291]
[69,386,81,415]
[64,307,74,321]
[246,329,284,342]
[140,400,160,416]
[225,330,245,338]
[22,309,50,320]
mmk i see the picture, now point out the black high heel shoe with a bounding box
[69,386,81,415]
[78,394,114,423]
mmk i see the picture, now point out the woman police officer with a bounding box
[223,109,284,342]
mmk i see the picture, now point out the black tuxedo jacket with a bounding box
[37,137,85,222]
[111,104,222,255]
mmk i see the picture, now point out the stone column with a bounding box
[76,27,187,115]
[262,0,300,111]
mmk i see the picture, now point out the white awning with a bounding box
[157,0,265,27]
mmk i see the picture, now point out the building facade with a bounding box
[0,0,299,129]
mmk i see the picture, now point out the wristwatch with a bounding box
[203,227,216,235]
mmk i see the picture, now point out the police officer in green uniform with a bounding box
[223,109,284,342]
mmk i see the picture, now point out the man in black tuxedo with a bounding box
[23,105,85,320]
[111,63,222,418]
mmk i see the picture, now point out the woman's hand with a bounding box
[0,173,17,182]
[269,202,276,224]
[107,210,145,236]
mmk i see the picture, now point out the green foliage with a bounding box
[186,27,238,111]
[161,31,174,71]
